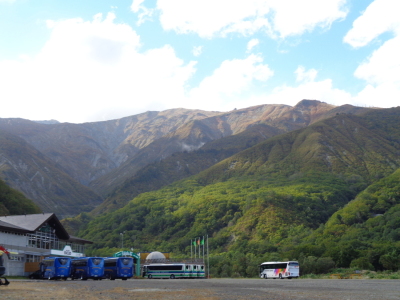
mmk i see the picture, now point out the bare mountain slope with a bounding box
[90,100,372,197]
[91,123,283,215]
[0,100,374,218]
[0,109,220,186]
[0,130,103,218]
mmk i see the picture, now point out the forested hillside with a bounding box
[0,100,373,219]
[291,168,400,272]
[91,123,283,215]
[75,107,400,276]
[0,179,41,215]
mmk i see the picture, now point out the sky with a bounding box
[0,0,399,123]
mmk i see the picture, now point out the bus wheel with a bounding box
[263,274,267,279]
[148,274,152,279]
[170,274,175,279]
[122,278,127,281]
[279,273,283,279]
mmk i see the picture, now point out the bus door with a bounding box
[197,265,202,278]
[199,265,205,278]
[142,265,147,277]
[185,264,191,278]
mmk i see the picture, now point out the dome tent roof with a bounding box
[146,251,166,261]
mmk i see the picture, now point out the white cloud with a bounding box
[344,0,400,48]
[187,54,274,111]
[353,83,400,108]
[131,0,154,25]
[155,0,348,38]
[351,36,400,108]
[266,67,352,107]
[270,0,348,38]
[343,0,400,108]
[295,66,318,83]
[354,36,400,86]
[131,0,145,12]
[192,46,203,57]
[0,13,196,123]
[187,65,355,112]
[246,39,259,52]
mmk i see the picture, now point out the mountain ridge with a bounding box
[76,108,400,262]
[0,100,377,219]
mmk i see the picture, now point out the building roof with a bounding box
[0,213,69,240]
[146,251,166,261]
[0,220,29,233]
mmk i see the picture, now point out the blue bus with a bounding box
[71,257,104,280]
[40,257,72,280]
[104,257,134,280]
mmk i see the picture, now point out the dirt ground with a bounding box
[0,282,218,300]
[1,278,400,300]
[0,281,215,300]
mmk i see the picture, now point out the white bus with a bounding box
[259,261,299,279]
[143,263,205,279]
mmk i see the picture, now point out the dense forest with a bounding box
[67,109,400,277]
[0,179,41,215]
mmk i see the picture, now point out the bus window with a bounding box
[59,258,69,265]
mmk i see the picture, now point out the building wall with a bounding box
[0,231,27,249]
[4,259,25,276]
[1,232,45,276]
[1,230,89,277]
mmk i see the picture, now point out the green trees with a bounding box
[75,110,400,276]
[0,179,41,215]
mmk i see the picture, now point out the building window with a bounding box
[9,255,24,262]
[27,222,59,250]
[26,255,42,263]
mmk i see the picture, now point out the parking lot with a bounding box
[1,278,400,299]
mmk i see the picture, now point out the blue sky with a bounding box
[0,0,399,123]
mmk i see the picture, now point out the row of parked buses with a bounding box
[33,257,298,281]
[34,257,206,280]
[38,257,134,280]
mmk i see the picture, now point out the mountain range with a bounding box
[74,103,400,276]
[0,100,371,218]
[2,99,400,274]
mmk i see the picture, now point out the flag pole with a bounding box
[207,234,209,278]
[191,239,192,260]
[202,235,205,262]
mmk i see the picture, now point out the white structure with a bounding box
[145,251,166,263]
[0,213,92,276]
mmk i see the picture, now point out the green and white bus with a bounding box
[259,261,299,279]
[143,263,205,279]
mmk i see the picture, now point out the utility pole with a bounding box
[120,231,125,250]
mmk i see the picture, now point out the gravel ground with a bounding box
[1,278,400,300]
